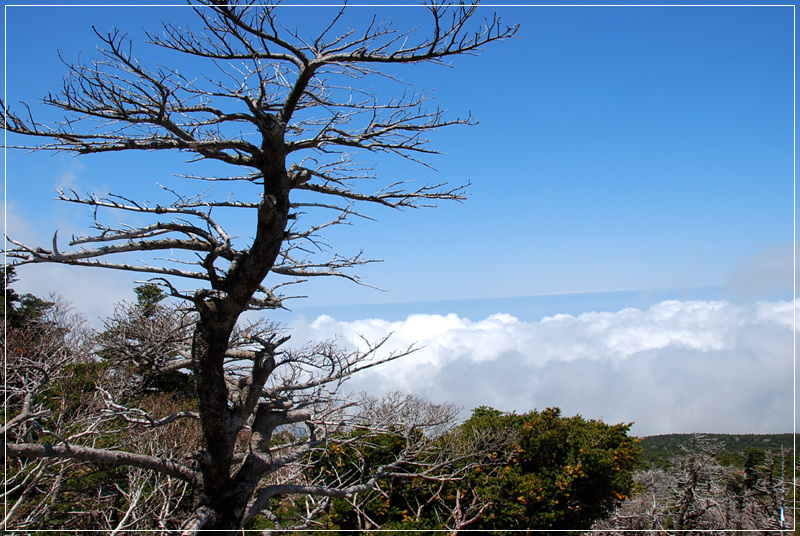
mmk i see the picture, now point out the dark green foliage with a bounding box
[40,361,110,415]
[310,429,429,531]
[470,405,505,420]
[743,446,766,489]
[148,370,196,399]
[134,282,166,317]
[312,407,640,533]
[460,407,641,533]
[3,265,54,331]
[97,283,196,398]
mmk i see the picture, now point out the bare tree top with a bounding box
[4,1,517,309]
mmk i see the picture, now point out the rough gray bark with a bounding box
[3,2,518,532]
[4,443,199,485]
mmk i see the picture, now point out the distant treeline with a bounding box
[638,433,795,469]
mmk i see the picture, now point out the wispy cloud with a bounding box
[55,158,86,190]
[288,299,795,436]
[4,200,145,325]
[724,242,795,300]
[6,197,794,436]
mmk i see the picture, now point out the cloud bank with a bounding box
[288,299,795,436]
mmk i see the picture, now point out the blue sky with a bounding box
[3,3,795,435]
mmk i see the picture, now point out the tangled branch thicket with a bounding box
[593,436,794,534]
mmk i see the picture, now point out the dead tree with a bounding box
[593,436,796,534]
[2,297,97,530]
[2,2,518,532]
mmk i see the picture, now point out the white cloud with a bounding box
[287,299,796,436]
[4,200,143,325]
[5,200,795,436]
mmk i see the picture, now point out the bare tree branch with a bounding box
[4,443,199,485]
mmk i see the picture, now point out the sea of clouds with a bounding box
[286,299,796,436]
[7,200,794,436]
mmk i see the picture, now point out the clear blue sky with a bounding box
[3,3,795,434]
[5,4,793,306]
